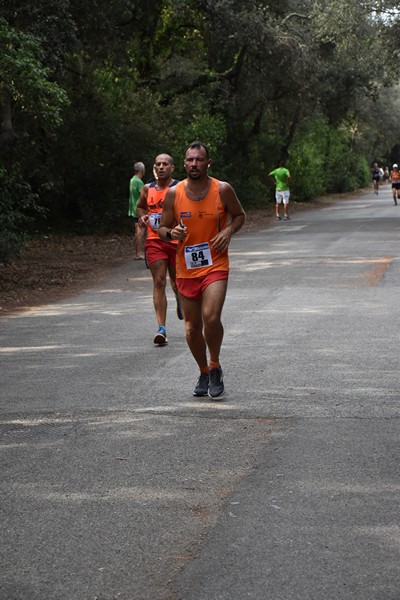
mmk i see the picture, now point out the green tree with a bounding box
[0,16,69,261]
[2,0,400,254]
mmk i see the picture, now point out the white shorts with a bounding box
[275,190,290,204]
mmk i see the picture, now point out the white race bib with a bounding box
[149,212,162,231]
[184,242,213,270]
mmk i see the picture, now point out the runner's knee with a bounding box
[153,274,167,290]
[185,319,202,339]
[203,310,222,330]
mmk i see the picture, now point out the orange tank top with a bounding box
[146,180,179,240]
[392,170,400,183]
[174,178,229,278]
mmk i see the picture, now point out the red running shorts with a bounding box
[177,270,229,300]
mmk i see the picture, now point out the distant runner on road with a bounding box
[390,163,400,206]
[128,162,146,259]
[371,162,381,196]
[269,161,291,221]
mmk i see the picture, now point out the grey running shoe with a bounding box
[284,215,290,220]
[208,367,224,398]
[193,372,209,396]
[276,215,281,221]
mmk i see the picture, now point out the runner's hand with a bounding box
[172,222,187,241]
[138,215,149,228]
[211,227,232,253]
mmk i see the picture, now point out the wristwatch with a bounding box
[166,229,172,240]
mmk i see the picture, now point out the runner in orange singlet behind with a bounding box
[158,142,246,398]
[136,154,182,346]
[390,163,400,206]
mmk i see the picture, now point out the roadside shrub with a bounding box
[289,117,370,199]
[0,166,40,263]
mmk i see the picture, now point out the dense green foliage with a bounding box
[2,0,400,260]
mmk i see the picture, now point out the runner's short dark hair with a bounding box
[185,141,210,159]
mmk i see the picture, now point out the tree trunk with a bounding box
[281,106,301,161]
[0,88,15,147]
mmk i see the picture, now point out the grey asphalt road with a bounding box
[1,185,400,600]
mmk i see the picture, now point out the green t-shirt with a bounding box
[128,175,144,217]
[269,167,290,191]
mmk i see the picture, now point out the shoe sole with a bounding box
[208,388,225,399]
[193,391,208,397]
[153,335,168,345]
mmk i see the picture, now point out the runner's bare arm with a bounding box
[211,182,246,253]
[158,188,186,241]
[136,185,150,226]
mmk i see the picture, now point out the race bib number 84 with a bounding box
[184,242,213,270]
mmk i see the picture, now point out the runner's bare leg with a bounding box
[179,295,208,369]
[202,279,228,364]
[149,259,168,326]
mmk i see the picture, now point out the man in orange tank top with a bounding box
[158,142,246,398]
[136,154,182,345]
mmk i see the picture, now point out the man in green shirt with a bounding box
[269,161,291,221]
[128,161,146,259]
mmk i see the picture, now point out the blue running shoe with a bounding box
[153,326,167,345]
